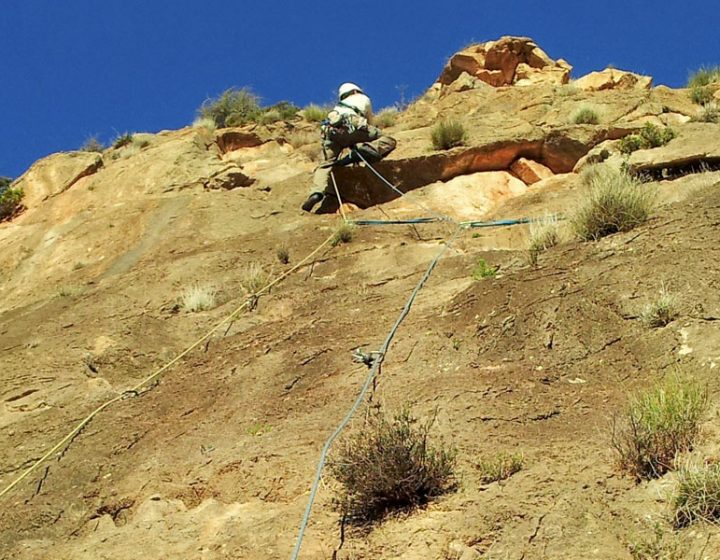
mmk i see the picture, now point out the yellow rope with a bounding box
[330,170,347,222]
[0,232,336,501]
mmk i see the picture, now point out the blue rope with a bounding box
[289,225,463,560]
[350,217,442,226]
[460,217,533,228]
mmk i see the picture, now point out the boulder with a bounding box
[436,36,572,89]
[15,151,103,209]
[510,158,554,184]
[574,68,653,91]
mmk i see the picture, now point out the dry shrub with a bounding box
[612,375,708,480]
[431,119,466,150]
[240,262,269,295]
[571,106,600,124]
[181,283,217,312]
[286,130,317,149]
[527,215,560,265]
[673,461,720,527]
[197,87,261,128]
[640,286,678,328]
[628,522,685,560]
[302,104,328,122]
[570,164,655,241]
[80,136,104,152]
[373,107,399,128]
[275,243,290,264]
[192,116,217,131]
[476,452,524,484]
[331,221,355,246]
[329,407,457,523]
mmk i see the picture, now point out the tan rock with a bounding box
[436,36,572,89]
[15,151,103,209]
[628,123,720,174]
[510,158,554,184]
[574,68,652,91]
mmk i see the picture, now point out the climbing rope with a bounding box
[0,231,338,502]
[329,170,347,222]
[290,225,463,560]
[350,217,443,226]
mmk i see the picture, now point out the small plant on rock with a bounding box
[240,262,269,295]
[571,106,600,125]
[692,102,720,123]
[618,124,676,154]
[628,522,686,560]
[302,103,328,122]
[181,283,217,312]
[471,257,497,280]
[673,460,720,527]
[275,243,290,264]
[374,107,399,128]
[329,407,457,523]
[527,215,560,265]
[431,119,467,150]
[112,132,133,149]
[612,374,708,480]
[0,184,23,221]
[640,286,678,328]
[476,452,524,483]
[570,164,655,241]
[331,221,355,247]
[80,136,104,152]
[687,66,720,89]
[197,87,261,128]
[690,86,714,106]
[192,116,217,131]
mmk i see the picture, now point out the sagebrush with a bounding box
[198,87,261,128]
[618,123,676,154]
[329,407,457,523]
[431,119,466,150]
[612,375,707,479]
[571,106,600,125]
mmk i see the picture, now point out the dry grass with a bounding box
[181,283,217,312]
[331,221,355,246]
[476,452,524,484]
[286,130,317,149]
[431,119,467,150]
[570,164,655,241]
[612,374,708,480]
[373,107,399,128]
[628,522,686,560]
[302,104,328,122]
[527,215,560,265]
[192,116,217,131]
[673,460,720,527]
[329,407,457,523]
[640,286,678,328]
[275,243,290,264]
[571,106,600,124]
[692,102,720,123]
[240,262,269,295]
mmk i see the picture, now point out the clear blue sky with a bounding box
[2,1,718,179]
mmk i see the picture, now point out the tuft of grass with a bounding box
[302,104,328,122]
[612,374,708,480]
[197,87,261,128]
[192,116,217,131]
[471,257,497,280]
[286,130,317,149]
[640,286,678,328]
[431,119,467,150]
[331,221,355,247]
[692,101,720,123]
[257,109,281,125]
[181,283,217,312]
[628,522,686,560]
[619,123,677,154]
[690,86,714,106]
[476,452,524,484]
[80,136,104,152]
[570,164,655,241]
[0,185,24,221]
[275,243,290,264]
[329,407,457,524]
[673,461,720,527]
[268,100,299,121]
[112,133,133,149]
[687,66,720,89]
[527,215,560,265]
[571,106,600,125]
[374,107,399,128]
[240,262,269,295]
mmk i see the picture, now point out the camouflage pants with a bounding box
[310,124,397,195]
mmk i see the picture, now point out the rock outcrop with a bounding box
[436,36,571,89]
[574,68,653,91]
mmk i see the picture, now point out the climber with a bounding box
[301,82,397,212]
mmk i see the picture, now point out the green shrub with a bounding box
[673,461,720,527]
[619,135,645,154]
[275,243,290,264]
[0,176,11,190]
[687,66,720,88]
[571,106,600,125]
[690,85,713,105]
[618,124,676,154]
[640,286,678,328]
[112,132,133,149]
[80,136,104,152]
[256,109,281,125]
[571,165,654,241]
[198,87,261,128]
[471,257,497,280]
[476,452,524,483]
[628,522,685,560]
[268,100,299,121]
[374,107,399,128]
[612,374,707,480]
[0,184,23,221]
[692,102,720,123]
[302,103,328,122]
[431,119,467,150]
[329,407,457,523]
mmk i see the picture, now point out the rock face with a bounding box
[437,36,571,89]
[574,68,653,91]
[510,158,554,184]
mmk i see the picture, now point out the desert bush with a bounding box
[331,221,355,246]
[570,165,654,241]
[619,124,676,154]
[112,132,133,149]
[687,66,720,89]
[692,102,720,123]
[197,87,261,128]
[80,136,104,152]
[329,407,457,523]
[275,243,290,264]
[374,107,399,128]
[471,257,497,280]
[628,522,685,560]
[571,106,600,125]
[431,119,467,150]
[181,283,217,312]
[690,86,713,106]
[0,176,11,189]
[618,135,645,154]
[240,261,269,295]
[673,461,720,527]
[0,185,23,221]
[302,103,328,122]
[256,109,281,125]
[268,100,299,121]
[612,375,708,479]
[476,452,524,483]
[526,216,560,266]
[640,286,678,328]
[192,116,217,131]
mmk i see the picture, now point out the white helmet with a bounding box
[338,82,364,100]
